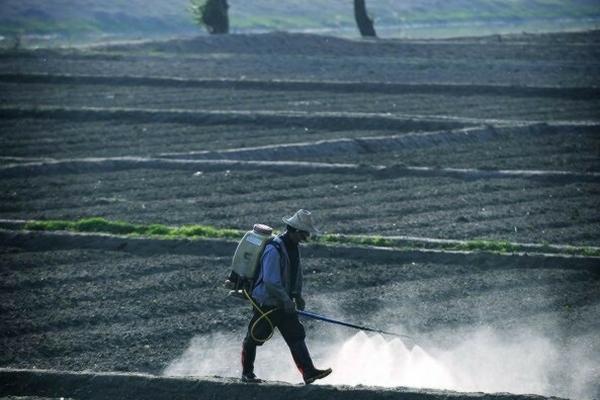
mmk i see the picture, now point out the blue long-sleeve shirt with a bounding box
[252,234,303,308]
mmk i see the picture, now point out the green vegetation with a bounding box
[25,217,242,240]
[450,239,521,253]
[0,18,101,36]
[319,234,394,247]
[20,217,600,257]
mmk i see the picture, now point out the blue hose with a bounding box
[297,309,412,339]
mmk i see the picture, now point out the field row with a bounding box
[2,82,599,122]
[5,73,599,97]
[1,242,597,375]
[1,167,598,245]
[156,124,600,173]
[0,118,371,161]
[103,30,600,60]
[290,127,600,172]
[1,118,598,173]
[1,45,598,87]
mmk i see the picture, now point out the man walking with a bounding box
[241,209,332,384]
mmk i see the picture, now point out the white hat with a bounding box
[282,209,319,234]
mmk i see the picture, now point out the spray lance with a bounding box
[297,309,412,340]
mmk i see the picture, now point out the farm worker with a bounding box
[241,209,332,384]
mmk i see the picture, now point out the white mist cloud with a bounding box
[435,327,558,395]
[164,326,599,399]
[164,330,303,383]
[323,331,455,389]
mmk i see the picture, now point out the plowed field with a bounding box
[0,30,599,400]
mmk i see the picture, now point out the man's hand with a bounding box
[283,300,297,314]
[294,296,306,311]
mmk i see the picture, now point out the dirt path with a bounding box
[0,368,566,400]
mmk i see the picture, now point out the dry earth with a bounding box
[0,30,599,399]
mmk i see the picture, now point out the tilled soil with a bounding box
[0,232,598,399]
[2,31,599,86]
[2,82,599,121]
[1,167,598,244]
[1,29,599,399]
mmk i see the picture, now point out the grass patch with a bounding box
[21,217,600,257]
[450,239,521,253]
[318,234,394,247]
[25,217,243,240]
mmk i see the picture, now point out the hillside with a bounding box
[0,0,598,40]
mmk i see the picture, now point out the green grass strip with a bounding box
[25,217,242,240]
[22,217,600,257]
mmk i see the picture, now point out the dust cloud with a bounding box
[164,327,598,399]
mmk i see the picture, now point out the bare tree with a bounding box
[190,0,229,34]
[354,0,376,37]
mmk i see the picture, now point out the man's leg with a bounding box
[241,307,278,383]
[241,337,258,381]
[279,313,332,384]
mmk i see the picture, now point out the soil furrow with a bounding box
[4,82,599,123]
[6,257,588,314]
[0,172,588,223]
[0,105,469,132]
[2,276,589,341]
[1,230,597,270]
[157,123,599,160]
[0,260,223,293]
[2,167,596,244]
[1,156,598,183]
[2,73,598,99]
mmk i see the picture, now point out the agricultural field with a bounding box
[0,29,599,399]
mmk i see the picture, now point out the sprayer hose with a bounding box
[243,289,277,343]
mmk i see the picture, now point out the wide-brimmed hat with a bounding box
[282,209,319,234]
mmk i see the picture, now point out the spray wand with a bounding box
[297,309,412,340]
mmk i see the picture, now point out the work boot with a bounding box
[241,372,262,383]
[303,367,333,384]
[241,339,261,383]
[289,340,332,384]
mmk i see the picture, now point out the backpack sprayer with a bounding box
[225,224,411,341]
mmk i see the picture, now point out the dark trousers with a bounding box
[242,306,314,376]
[244,306,306,346]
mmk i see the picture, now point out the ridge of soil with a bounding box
[2,219,598,256]
[156,123,597,160]
[0,368,566,400]
[1,73,597,98]
[1,229,597,269]
[0,105,471,131]
[1,156,598,184]
[97,30,600,58]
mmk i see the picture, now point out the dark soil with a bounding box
[0,30,599,399]
[0,231,598,399]
[1,167,598,245]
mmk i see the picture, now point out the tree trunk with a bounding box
[354,0,376,37]
[203,0,229,34]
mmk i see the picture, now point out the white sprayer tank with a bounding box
[231,224,274,279]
